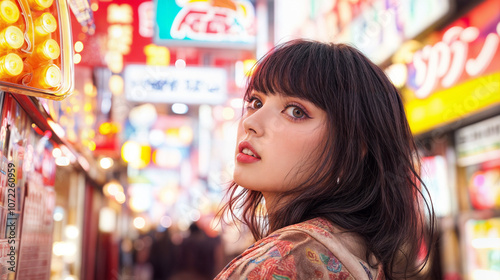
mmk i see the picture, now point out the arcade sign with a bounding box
[154,0,256,48]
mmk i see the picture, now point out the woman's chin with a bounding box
[232,177,257,192]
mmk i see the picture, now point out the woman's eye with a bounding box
[285,106,305,119]
[249,98,263,109]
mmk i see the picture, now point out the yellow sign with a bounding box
[404,72,500,135]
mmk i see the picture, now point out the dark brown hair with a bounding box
[220,39,435,279]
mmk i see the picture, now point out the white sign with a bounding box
[421,156,450,217]
[124,65,227,104]
[456,115,500,166]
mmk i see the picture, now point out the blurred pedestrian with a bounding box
[133,233,153,280]
[149,228,178,280]
[170,222,222,280]
[216,39,436,280]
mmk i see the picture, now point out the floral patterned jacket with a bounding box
[215,217,384,280]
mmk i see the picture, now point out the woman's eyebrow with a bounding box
[282,96,317,108]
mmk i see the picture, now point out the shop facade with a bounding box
[398,0,500,279]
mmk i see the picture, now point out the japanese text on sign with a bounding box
[124,65,227,104]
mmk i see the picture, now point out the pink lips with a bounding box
[236,141,261,163]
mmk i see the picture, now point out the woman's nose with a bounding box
[241,107,266,137]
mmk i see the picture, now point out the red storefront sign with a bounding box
[407,0,500,98]
[74,0,157,67]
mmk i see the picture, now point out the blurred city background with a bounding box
[0,0,499,279]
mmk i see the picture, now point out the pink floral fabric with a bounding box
[215,218,384,280]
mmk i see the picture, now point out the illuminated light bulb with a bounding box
[115,192,126,204]
[84,102,92,112]
[160,216,172,228]
[121,142,151,169]
[133,217,146,229]
[99,157,114,169]
[172,103,188,114]
[31,64,61,88]
[104,181,123,197]
[28,0,54,10]
[0,26,23,50]
[52,242,65,256]
[108,184,119,196]
[121,141,140,163]
[88,141,96,151]
[52,147,62,157]
[0,53,22,78]
[34,12,57,38]
[53,211,63,221]
[64,225,79,239]
[175,59,186,68]
[99,122,112,135]
[84,81,94,96]
[74,53,81,64]
[74,41,83,52]
[29,38,60,65]
[0,0,20,26]
[109,74,124,95]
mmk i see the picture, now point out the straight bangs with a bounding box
[245,41,334,111]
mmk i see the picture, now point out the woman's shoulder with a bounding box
[215,218,384,280]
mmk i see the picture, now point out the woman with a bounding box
[216,40,435,280]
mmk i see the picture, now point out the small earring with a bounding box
[336,177,340,184]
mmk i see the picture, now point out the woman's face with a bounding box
[233,91,327,204]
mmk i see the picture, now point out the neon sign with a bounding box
[155,0,256,47]
[106,3,133,73]
[410,24,500,99]
[274,0,449,64]
[406,0,500,99]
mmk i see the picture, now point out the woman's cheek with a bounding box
[269,116,286,132]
